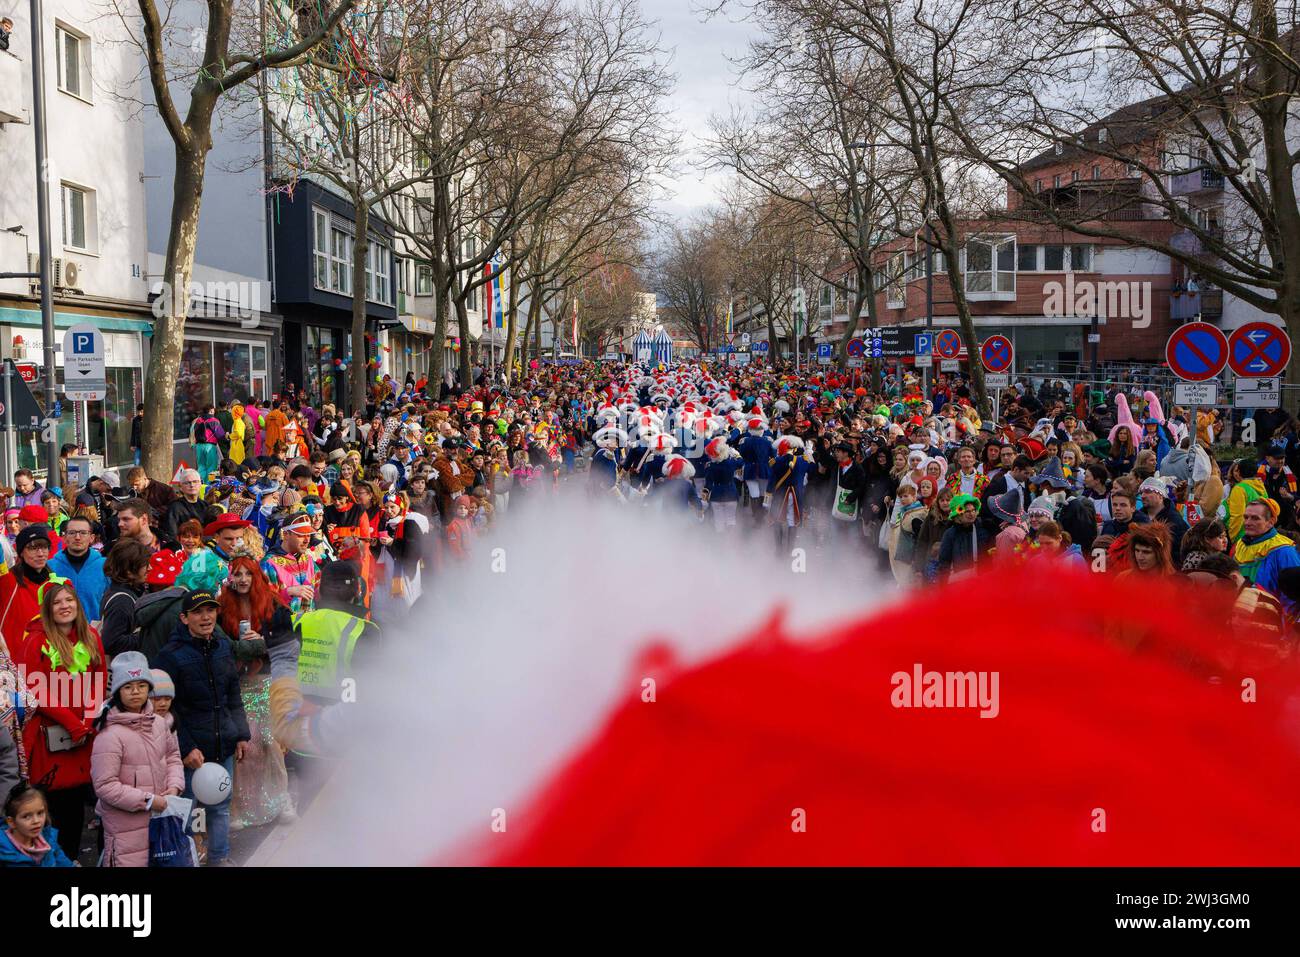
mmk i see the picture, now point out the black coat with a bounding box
[154,623,251,762]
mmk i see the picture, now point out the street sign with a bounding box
[1228,322,1291,378]
[934,329,961,359]
[816,343,833,359]
[1235,377,1281,409]
[980,335,1014,373]
[914,355,933,368]
[1165,321,1228,382]
[16,363,38,383]
[846,358,865,369]
[914,332,933,356]
[1174,381,1219,406]
[984,373,1010,389]
[63,323,107,401]
[940,359,960,372]
[1,359,46,430]
[753,340,769,354]
[864,327,912,358]
[846,338,866,358]
[1087,333,1101,344]
[740,332,751,347]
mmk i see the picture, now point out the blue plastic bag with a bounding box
[149,813,196,867]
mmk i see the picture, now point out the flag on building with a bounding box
[725,299,733,336]
[572,298,579,350]
[492,250,506,330]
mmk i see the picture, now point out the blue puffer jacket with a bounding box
[0,823,75,866]
[47,547,108,623]
[153,622,250,763]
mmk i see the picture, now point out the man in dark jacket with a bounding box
[164,468,211,539]
[827,443,865,544]
[938,494,991,581]
[154,590,250,866]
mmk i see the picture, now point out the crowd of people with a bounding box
[0,356,1297,867]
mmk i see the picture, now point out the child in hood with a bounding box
[0,783,75,867]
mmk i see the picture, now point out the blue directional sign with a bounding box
[753,340,769,354]
[914,332,933,356]
[1165,321,1228,382]
[816,343,833,359]
[1228,322,1291,378]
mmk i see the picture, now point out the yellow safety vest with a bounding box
[296,608,371,701]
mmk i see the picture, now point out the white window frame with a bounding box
[312,208,330,290]
[55,23,91,102]
[886,252,906,308]
[963,235,1016,300]
[416,263,433,296]
[366,239,391,305]
[326,219,352,296]
[60,182,93,252]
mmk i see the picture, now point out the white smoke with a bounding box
[258,490,899,865]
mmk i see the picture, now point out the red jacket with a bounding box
[0,567,44,655]
[19,618,107,791]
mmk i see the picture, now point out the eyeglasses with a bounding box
[64,529,92,537]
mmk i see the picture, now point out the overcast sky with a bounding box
[646,0,757,221]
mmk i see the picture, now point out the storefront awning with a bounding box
[397,314,438,336]
[0,304,155,334]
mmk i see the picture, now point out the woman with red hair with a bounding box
[1116,521,1176,579]
[218,556,298,829]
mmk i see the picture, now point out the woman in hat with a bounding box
[19,579,106,859]
[218,556,296,830]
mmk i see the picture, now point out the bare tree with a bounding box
[127,0,356,473]
[655,218,728,354]
[705,11,919,374]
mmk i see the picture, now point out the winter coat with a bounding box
[99,581,146,657]
[91,705,184,867]
[47,547,109,624]
[164,496,211,541]
[737,434,775,483]
[0,823,75,867]
[154,622,250,763]
[702,457,741,503]
[19,618,106,792]
[135,587,188,664]
[0,564,47,654]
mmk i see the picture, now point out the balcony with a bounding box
[1171,288,1223,321]
[0,51,31,125]
[1171,225,1224,256]
[1169,169,1225,196]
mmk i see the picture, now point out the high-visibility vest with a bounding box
[296,608,371,701]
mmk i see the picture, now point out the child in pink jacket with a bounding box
[90,652,185,867]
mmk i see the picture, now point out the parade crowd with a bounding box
[0,356,1297,867]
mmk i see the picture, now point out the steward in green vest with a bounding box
[296,560,378,705]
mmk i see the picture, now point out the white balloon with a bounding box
[192,761,232,805]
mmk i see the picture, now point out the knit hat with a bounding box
[108,651,154,698]
[15,525,51,553]
[149,669,175,699]
[1138,476,1172,501]
[1027,495,1056,519]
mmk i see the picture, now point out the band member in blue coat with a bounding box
[638,433,677,497]
[589,426,626,495]
[767,435,816,554]
[736,417,775,518]
[701,436,742,533]
[661,455,703,515]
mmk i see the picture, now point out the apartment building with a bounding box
[0,1,152,470]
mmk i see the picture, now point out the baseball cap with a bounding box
[181,589,220,614]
